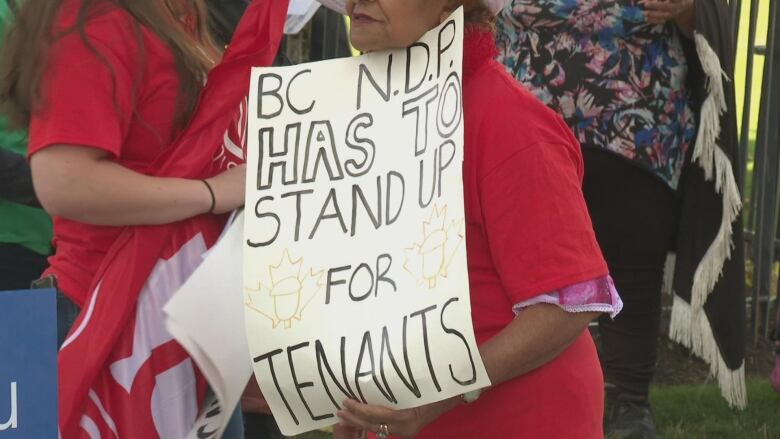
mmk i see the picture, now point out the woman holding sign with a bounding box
[335,0,622,438]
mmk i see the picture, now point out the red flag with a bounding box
[57,1,289,437]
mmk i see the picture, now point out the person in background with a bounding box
[495,1,745,437]
[0,0,51,291]
[0,126,51,291]
[0,0,246,436]
[333,0,623,438]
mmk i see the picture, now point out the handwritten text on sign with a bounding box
[243,10,489,436]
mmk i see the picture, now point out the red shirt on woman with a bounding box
[416,30,609,438]
[28,3,182,304]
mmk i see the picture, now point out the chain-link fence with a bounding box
[731,0,780,343]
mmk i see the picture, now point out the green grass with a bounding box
[652,379,780,439]
[290,380,780,438]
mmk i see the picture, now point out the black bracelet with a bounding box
[201,179,216,214]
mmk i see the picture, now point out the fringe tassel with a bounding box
[689,33,743,311]
[669,295,747,409]
[691,34,728,181]
[665,33,745,409]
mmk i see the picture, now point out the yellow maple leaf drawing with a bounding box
[245,249,324,329]
[404,205,465,289]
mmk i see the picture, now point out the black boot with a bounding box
[604,385,657,439]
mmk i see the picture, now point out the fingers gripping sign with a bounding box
[338,399,415,438]
[336,397,460,439]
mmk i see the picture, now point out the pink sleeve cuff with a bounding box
[513,276,623,318]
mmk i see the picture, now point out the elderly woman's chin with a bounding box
[349,29,424,53]
[348,35,372,53]
[350,36,394,53]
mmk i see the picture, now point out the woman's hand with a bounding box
[644,0,695,37]
[205,164,247,214]
[644,0,693,23]
[336,397,459,439]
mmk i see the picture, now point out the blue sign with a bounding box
[0,289,58,438]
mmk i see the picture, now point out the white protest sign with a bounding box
[165,213,252,439]
[243,9,489,436]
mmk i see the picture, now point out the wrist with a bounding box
[440,395,462,415]
[200,178,217,214]
[422,396,460,424]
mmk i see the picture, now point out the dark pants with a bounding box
[57,290,81,347]
[243,413,284,439]
[582,148,680,402]
[0,243,48,291]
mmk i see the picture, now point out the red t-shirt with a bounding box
[28,2,182,305]
[414,32,609,438]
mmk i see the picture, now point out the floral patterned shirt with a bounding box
[496,0,696,189]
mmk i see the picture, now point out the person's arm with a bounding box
[30,144,245,226]
[645,0,695,39]
[335,306,599,438]
[480,306,599,385]
[0,148,40,207]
